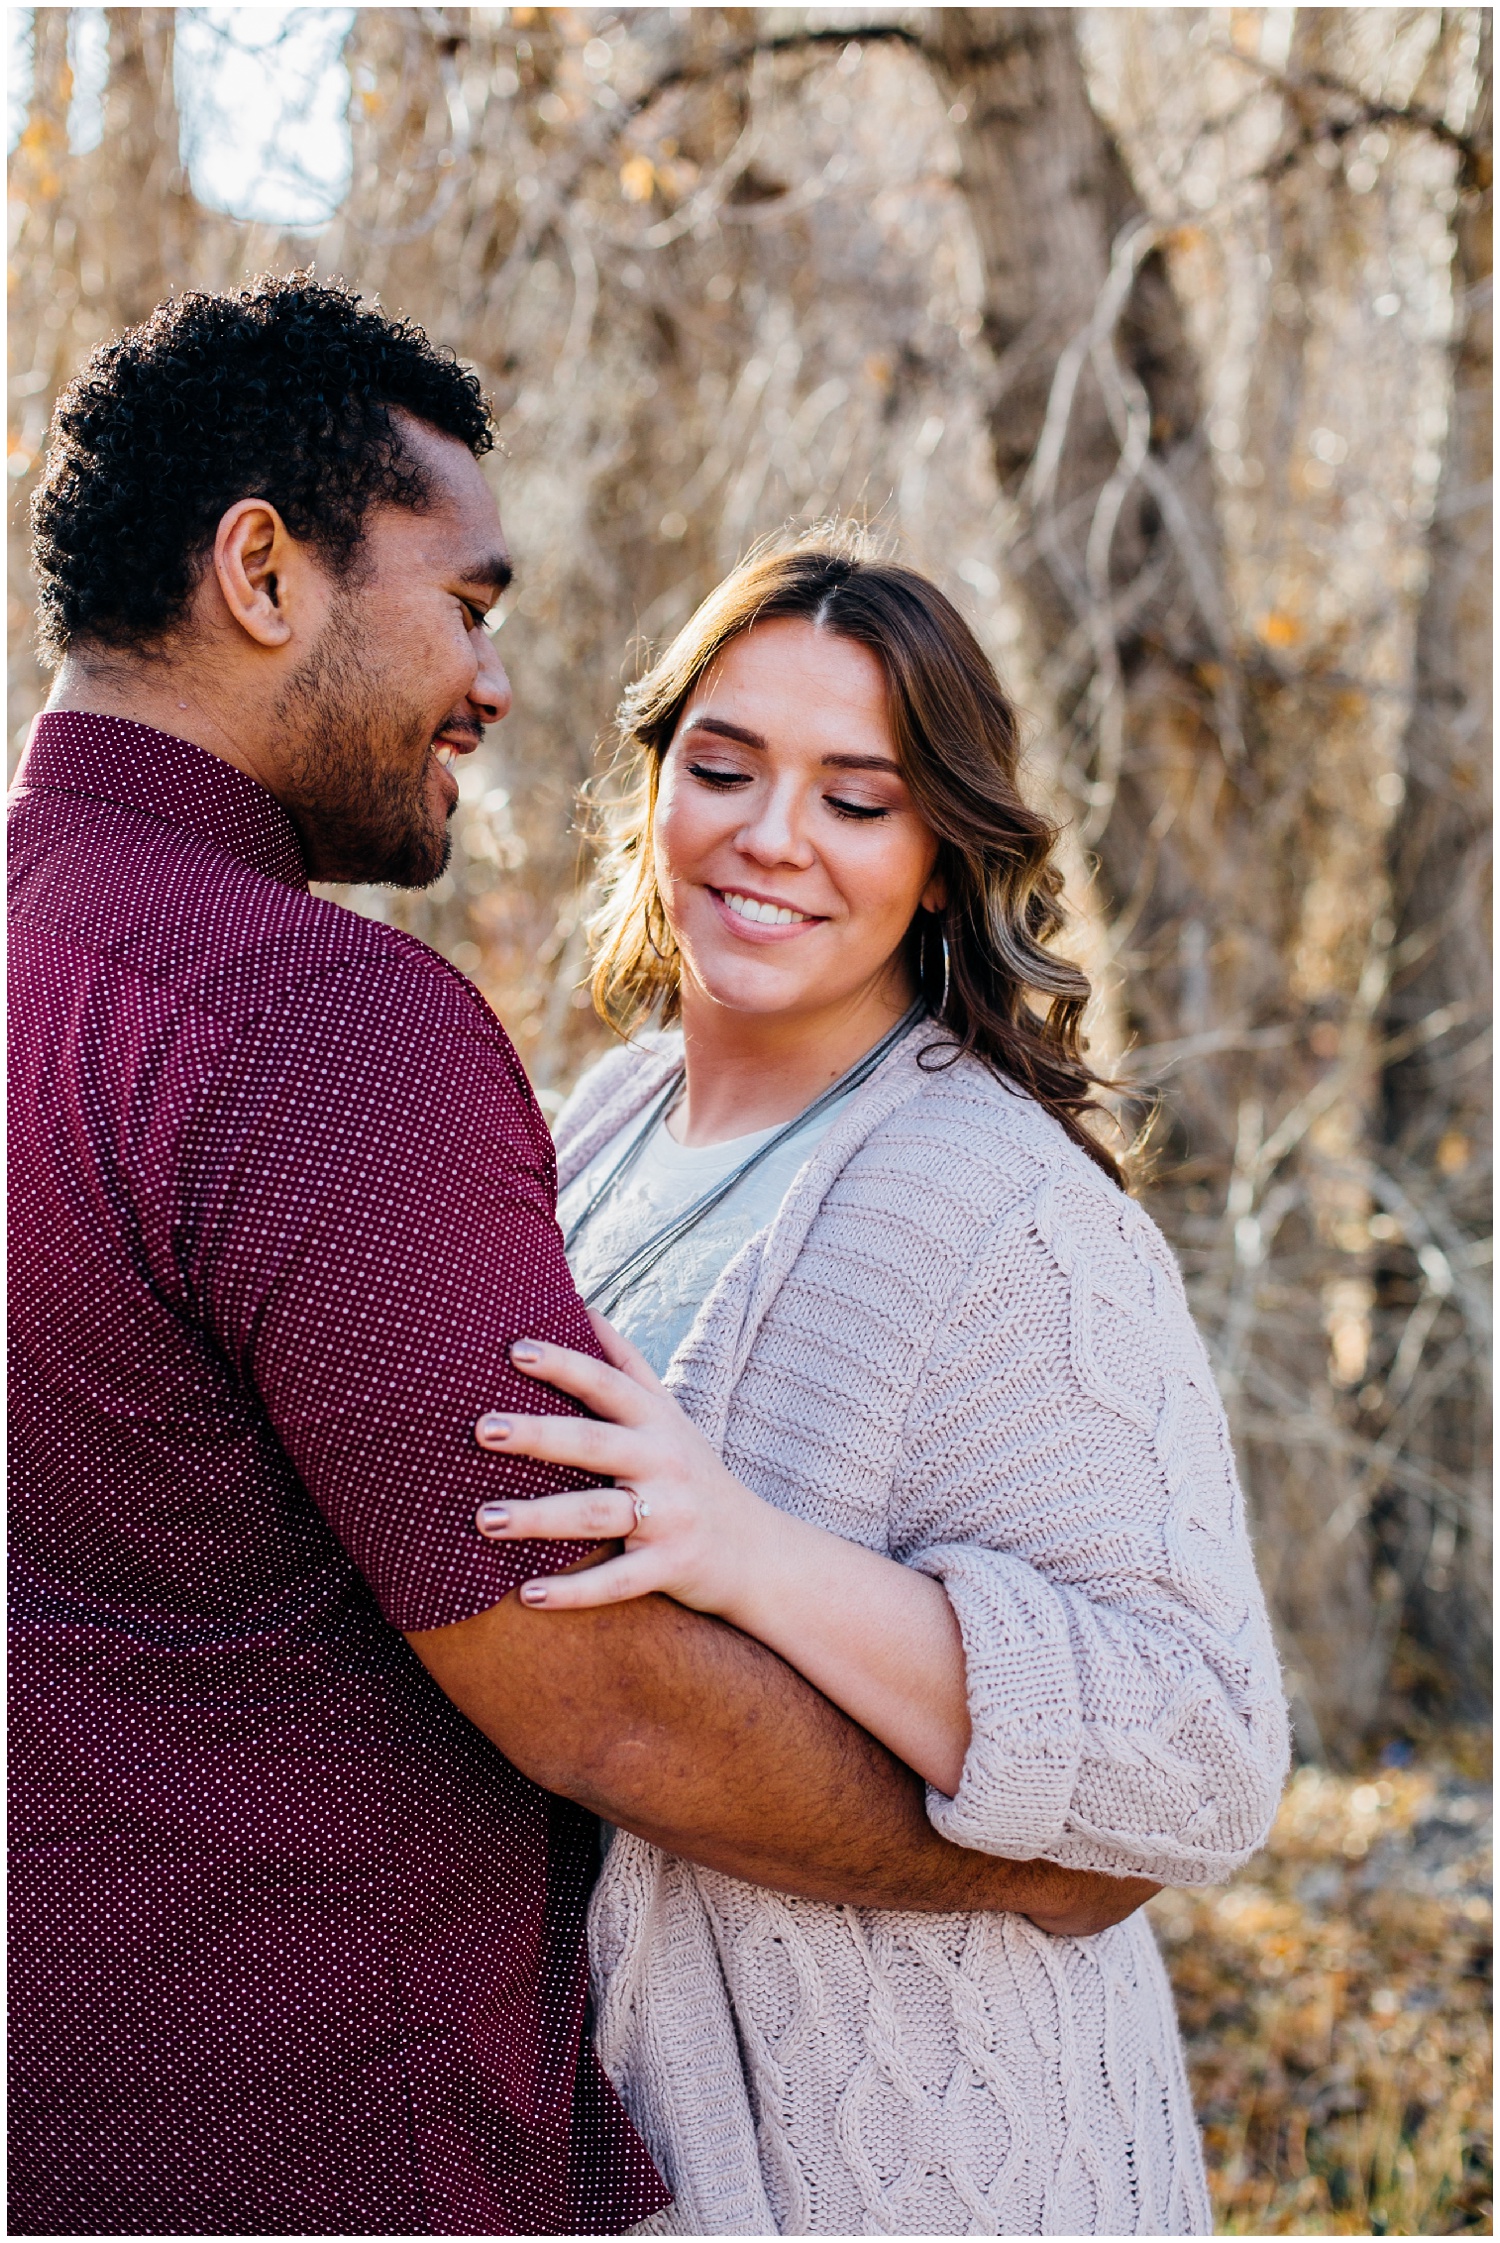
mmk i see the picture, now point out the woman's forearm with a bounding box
[724,1508,972,1795]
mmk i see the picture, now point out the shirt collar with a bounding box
[13,712,308,891]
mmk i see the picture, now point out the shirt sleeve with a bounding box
[174,950,607,1631]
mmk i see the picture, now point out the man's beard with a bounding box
[273,598,455,888]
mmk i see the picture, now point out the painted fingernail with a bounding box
[519,1581,548,1605]
[511,1341,542,1366]
[476,1503,511,1535]
[477,1414,513,1442]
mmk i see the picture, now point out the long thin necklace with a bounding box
[564,1003,924,1318]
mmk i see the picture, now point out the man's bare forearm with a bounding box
[407,1573,1155,1935]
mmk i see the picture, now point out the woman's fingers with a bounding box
[508,1336,654,1424]
[585,1309,666,1393]
[475,1407,640,1479]
[476,1489,639,1542]
[515,1549,663,1609]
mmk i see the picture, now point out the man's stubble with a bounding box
[274,590,453,888]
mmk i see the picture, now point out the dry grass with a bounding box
[1151,1741,1492,2234]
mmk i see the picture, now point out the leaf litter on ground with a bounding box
[1151,1738,1492,2235]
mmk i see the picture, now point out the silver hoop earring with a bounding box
[921,913,950,1020]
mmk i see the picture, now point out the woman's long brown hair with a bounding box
[587,529,1125,1187]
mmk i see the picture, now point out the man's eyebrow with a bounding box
[458,553,513,598]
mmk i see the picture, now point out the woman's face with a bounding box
[653,617,944,1027]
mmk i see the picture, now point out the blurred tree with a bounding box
[1377,11,1491,1718]
[93,10,193,329]
[920,8,1495,1753]
[922,10,1383,1749]
[6,7,266,756]
[6,5,1489,1760]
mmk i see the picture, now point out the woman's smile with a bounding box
[706,884,826,938]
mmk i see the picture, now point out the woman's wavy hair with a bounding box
[587,529,1125,1187]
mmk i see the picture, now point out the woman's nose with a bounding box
[735,786,814,866]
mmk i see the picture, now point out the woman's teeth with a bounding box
[721,891,811,926]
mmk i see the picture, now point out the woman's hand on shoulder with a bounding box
[472,1311,774,1616]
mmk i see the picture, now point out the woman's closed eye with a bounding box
[687,761,754,790]
[826,793,891,822]
[685,759,894,820]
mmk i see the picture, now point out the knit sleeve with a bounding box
[895,1164,1289,1886]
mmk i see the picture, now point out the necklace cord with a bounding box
[564,1002,925,1315]
[560,1070,682,1258]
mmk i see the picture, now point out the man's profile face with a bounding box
[274,416,512,886]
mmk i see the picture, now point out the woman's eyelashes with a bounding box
[686,761,752,790]
[826,794,891,822]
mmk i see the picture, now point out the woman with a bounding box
[472,537,1288,2235]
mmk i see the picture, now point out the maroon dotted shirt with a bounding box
[8,713,669,2237]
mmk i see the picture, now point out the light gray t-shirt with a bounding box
[559,1094,844,1376]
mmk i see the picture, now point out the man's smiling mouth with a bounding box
[433,726,482,771]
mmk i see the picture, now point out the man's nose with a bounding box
[470,632,512,724]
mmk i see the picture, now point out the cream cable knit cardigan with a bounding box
[554,1030,1289,2238]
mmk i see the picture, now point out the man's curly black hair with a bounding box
[30,271,494,663]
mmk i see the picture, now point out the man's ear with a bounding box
[212,500,298,649]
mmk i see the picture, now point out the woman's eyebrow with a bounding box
[822,753,903,774]
[680,716,766,748]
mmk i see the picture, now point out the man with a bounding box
[10,275,1153,2236]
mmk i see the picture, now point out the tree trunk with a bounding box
[8,9,202,764]
[1377,17,1492,1718]
[95,11,192,332]
[923,6,1395,1756]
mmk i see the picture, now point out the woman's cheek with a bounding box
[657,784,729,886]
[831,819,926,931]
[653,772,691,864]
